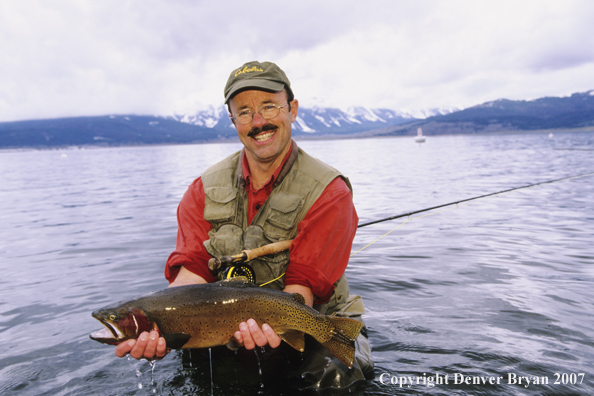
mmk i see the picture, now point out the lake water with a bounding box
[1,131,593,395]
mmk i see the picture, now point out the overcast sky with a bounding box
[1,0,593,122]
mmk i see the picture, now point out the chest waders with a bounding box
[200,141,373,388]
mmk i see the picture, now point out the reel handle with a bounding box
[208,240,293,271]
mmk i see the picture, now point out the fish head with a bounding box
[90,305,155,345]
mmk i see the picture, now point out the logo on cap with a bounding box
[234,66,264,77]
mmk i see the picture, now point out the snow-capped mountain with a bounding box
[2,91,591,148]
[163,106,455,136]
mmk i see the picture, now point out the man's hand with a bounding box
[114,266,206,360]
[233,285,313,349]
[114,330,168,360]
[234,318,282,349]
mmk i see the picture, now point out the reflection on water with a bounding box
[1,132,593,395]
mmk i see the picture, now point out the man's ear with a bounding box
[290,99,299,122]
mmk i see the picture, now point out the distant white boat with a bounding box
[548,132,554,138]
[415,127,426,143]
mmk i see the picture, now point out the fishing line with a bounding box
[259,272,285,287]
[554,148,594,151]
[351,171,594,256]
[357,172,594,229]
[350,203,472,257]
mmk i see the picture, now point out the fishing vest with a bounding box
[201,141,359,314]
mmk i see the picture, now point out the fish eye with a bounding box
[109,314,116,321]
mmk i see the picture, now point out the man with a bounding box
[115,61,373,388]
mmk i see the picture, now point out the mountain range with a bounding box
[370,90,594,137]
[163,105,454,136]
[1,91,592,148]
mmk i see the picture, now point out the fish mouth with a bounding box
[91,317,125,342]
[104,321,124,339]
[90,327,118,343]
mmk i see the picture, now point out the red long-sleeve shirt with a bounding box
[165,149,358,304]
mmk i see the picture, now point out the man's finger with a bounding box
[262,324,281,348]
[115,339,136,358]
[239,322,255,350]
[143,331,159,359]
[234,331,244,346]
[156,337,168,358]
[130,332,150,359]
[247,318,268,347]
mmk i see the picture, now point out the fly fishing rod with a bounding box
[206,172,594,273]
[357,171,594,228]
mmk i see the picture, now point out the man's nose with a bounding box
[251,111,267,127]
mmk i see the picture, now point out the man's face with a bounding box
[229,89,298,167]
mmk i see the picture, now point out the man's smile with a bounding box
[253,131,275,142]
[248,124,278,141]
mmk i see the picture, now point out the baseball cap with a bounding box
[224,61,293,104]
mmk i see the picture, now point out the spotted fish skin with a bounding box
[91,278,363,368]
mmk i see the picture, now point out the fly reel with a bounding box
[223,263,256,284]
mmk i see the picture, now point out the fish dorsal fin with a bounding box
[217,277,255,287]
[281,330,305,352]
[291,293,307,305]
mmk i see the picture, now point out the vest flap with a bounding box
[204,186,237,204]
[265,193,304,232]
[203,187,238,222]
[267,192,303,213]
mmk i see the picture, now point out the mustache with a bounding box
[247,123,278,138]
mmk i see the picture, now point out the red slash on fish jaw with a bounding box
[126,308,154,337]
[105,307,155,338]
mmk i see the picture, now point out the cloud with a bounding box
[1,0,593,122]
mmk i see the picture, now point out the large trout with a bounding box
[90,278,363,368]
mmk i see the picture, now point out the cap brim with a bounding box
[224,79,285,104]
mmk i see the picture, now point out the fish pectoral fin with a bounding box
[290,293,307,305]
[226,338,242,351]
[163,333,192,349]
[280,330,305,352]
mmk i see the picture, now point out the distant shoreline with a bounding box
[1,126,592,154]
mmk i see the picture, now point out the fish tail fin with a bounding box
[322,316,364,369]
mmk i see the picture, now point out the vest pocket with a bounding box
[264,193,304,238]
[204,223,244,259]
[203,187,237,222]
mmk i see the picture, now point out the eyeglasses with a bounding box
[230,103,288,125]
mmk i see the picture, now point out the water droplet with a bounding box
[209,347,214,396]
[253,349,263,378]
[148,360,157,390]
